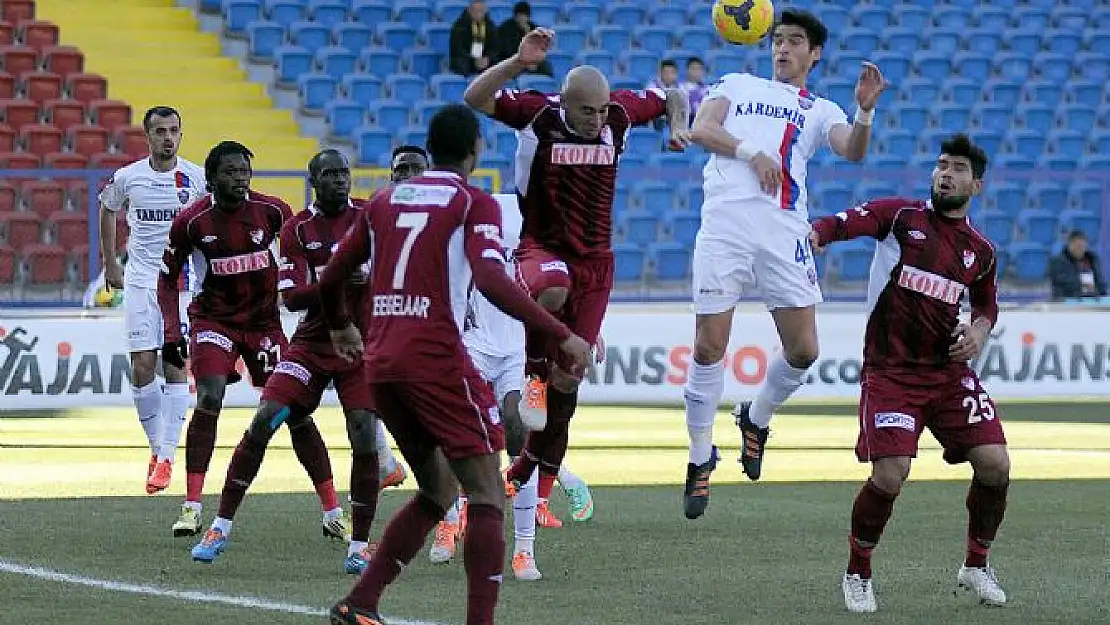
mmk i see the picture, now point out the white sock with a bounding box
[557,465,583,489]
[512,467,539,555]
[183,500,202,513]
[749,353,810,428]
[374,419,399,473]
[158,382,191,462]
[133,380,163,455]
[212,516,232,536]
[349,540,368,557]
[683,359,725,464]
[443,497,462,524]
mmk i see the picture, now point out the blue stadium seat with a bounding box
[1068,183,1102,214]
[606,5,646,30]
[995,52,1032,82]
[917,128,953,155]
[995,154,1037,172]
[936,103,971,130]
[378,22,417,50]
[840,28,880,57]
[290,21,331,55]
[1075,52,1109,81]
[1034,53,1072,83]
[342,73,382,105]
[650,6,687,29]
[368,99,409,128]
[1082,154,1110,170]
[973,129,1004,157]
[983,79,1020,107]
[706,50,742,78]
[620,152,647,172]
[395,1,433,30]
[881,130,916,156]
[493,128,517,158]
[822,78,854,108]
[335,23,373,53]
[650,243,691,280]
[1016,104,1054,134]
[897,78,938,107]
[819,182,852,214]
[1053,7,1087,30]
[943,77,981,107]
[633,26,671,54]
[274,45,313,85]
[1095,8,1110,29]
[870,155,908,171]
[924,27,960,56]
[890,103,927,133]
[830,241,875,282]
[357,126,393,165]
[298,73,335,113]
[479,154,512,174]
[311,1,348,29]
[1008,242,1050,281]
[355,0,392,24]
[420,23,451,55]
[386,74,426,107]
[1006,129,1044,161]
[225,1,262,38]
[1069,80,1103,107]
[964,28,1002,57]
[517,74,556,92]
[973,104,1011,134]
[553,26,587,54]
[247,21,285,62]
[564,1,602,29]
[855,181,899,202]
[201,0,222,12]
[621,51,660,83]
[619,213,658,246]
[486,1,512,24]
[913,51,952,83]
[325,100,366,139]
[428,73,466,101]
[632,182,673,217]
[432,0,468,21]
[933,6,971,29]
[1092,129,1110,157]
[1059,210,1101,242]
[405,49,441,77]
[625,127,661,155]
[851,5,889,30]
[1045,28,1082,57]
[399,99,437,126]
[578,51,615,76]
[317,46,357,80]
[1058,105,1096,135]
[680,183,703,211]
[1023,80,1060,107]
[892,5,930,31]
[1027,182,1068,210]
[980,213,1015,246]
[1013,6,1051,30]
[397,125,428,148]
[1039,154,1079,172]
[547,52,574,78]
[595,25,632,54]
[971,6,1008,30]
[1086,33,1110,58]
[267,1,304,28]
[612,243,645,282]
[1005,28,1041,57]
[360,47,401,77]
[871,52,909,85]
[950,52,991,83]
[676,26,715,53]
[882,27,919,57]
[529,2,559,26]
[815,6,850,32]
[1049,129,1087,157]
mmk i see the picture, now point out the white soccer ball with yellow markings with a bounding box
[713,0,775,46]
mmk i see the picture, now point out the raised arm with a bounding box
[826,61,886,163]
[157,214,193,343]
[464,27,554,118]
[320,209,372,330]
[810,198,910,249]
[276,219,317,312]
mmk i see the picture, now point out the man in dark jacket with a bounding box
[450,0,500,77]
[496,2,553,76]
[1049,230,1107,300]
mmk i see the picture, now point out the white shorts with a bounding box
[469,349,526,405]
[123,286,192,352]
[692,199,823,315]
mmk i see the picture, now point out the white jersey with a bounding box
[463,194,525,358]
[701,73,848,224]
[99,157,207,289]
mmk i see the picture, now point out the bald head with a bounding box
[560,65,611,139]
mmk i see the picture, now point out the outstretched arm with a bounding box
[464,27,554,118]
[810,198,910,250]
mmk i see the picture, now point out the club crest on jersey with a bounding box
[798,91,815,110]
[909,230,926,240]
[962,250,976,268]
[551,143,615,166]
[897,264,964,305]
[250,229,264,245]
[600,127,614,146]
[174,171,192,188]
[306,241,322,250]
[961,377,976,391]
[177,189,190,204]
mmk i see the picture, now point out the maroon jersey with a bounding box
[491,88,667,257]
[812,198,999,386]
[277,201,370,354]
[159,192,294,342]
[320,170,571,382]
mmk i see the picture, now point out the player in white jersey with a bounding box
[682,9,887,519]
[98,106,207,496]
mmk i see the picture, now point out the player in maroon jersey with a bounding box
[185,150,385,570]
[463,27,691,499]
[323,104,592,625]
[809,135,1010,612]
[158,141,335,540]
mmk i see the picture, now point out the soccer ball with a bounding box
[93,286,121,307]
[713,0,775,46]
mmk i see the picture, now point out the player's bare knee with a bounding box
[412,450,458,510]
[549,366,581,394]
[452,454,504,509]
[247,401,291,441]
[195,378,226,412]
[130,351,158,387]
[969,445,1010,486]
[536,286,568,312]
[345,410,377,456]
[162,361,188,384]
[693,314,730,365]
[783,344,819,370]
[870,457,911,494]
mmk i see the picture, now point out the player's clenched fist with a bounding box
[330,324,364,363]
[161,338,188,370]
[559,334,593,376]
[517,27,554,66]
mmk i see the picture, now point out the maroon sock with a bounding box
[847,479,898,578]
[506,447,540,485]
[216,434,268,520]
[965,478,1009,568]
[289,418,334,488]
[346,495,446,612]
[463,504,505,625]
[184,407,220,475]
[350,452,380,544]
[538,388,575,468]
[524,327,549,378]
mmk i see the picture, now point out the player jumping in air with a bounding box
[463,27,690,511]
[683,9,886,518]
[323,104,592,625]
[158,141,338,538]
[188,150,403,574]
[98,106,206,495]
[809,134,1010,612]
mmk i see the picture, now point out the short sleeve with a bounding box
[821,100,850,147]
[463,192,506,267]
[610,88,667,125]
[277,220,307,292]
[703,73,745,105]
[492,89,551,130]
[99,169,127,212]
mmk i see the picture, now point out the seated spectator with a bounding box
[680,56,708,125]
[496,2,553,76]
[1050,230,1107,300]
[450,0,500,77]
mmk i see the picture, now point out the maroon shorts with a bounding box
[856,369,1007,464]
[189,318,287,388]
[514,244,613,373]
[372,361,503,463]
[260,340,374,413]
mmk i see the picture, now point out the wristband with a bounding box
[854,105,875,126]
[734,142,757,161]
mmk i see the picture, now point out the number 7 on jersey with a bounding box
[393,212,428,289]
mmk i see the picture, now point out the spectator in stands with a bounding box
[1050,230,1107,300]
[450,0,500,77]
[680,57,709,125]
[495,2,552,76]
[647,59,679,130]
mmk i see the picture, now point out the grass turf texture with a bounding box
[1,403,1108,624]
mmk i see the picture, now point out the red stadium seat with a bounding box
[0,211,41,247]
[20,180,65,219]
[0,44,36,75]
[0,151,40,168]
[91,151,132,170]
[89,99,130,131]
[44,98,85,130]
[68,123,109,156]
[71,242,89,282]
[0,182,16,212]
[42,45,82,78]
[0,98,39,130]
[17,20,59,50]
[22,242,67,285]
[0,243,15,283]
[0,22,13,46]
[48,210,87,249]
[0,122,14,151]
[0,71,14,98]
[65,72,106,103]
[20,70,61,102]
[43,151,87,169]
[115,126,148,159]
[19,122,62,155]
[2,1,34,24]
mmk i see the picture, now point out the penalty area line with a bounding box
[0,558,452,625]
